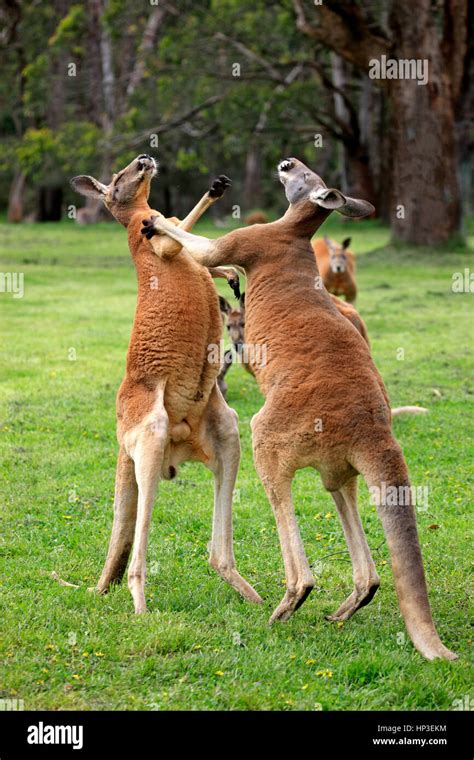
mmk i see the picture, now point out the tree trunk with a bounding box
[383,2,462,243]
[348,149,377,210]
[244,141,262,210]
[37,187,63,221]
[7,171,27,223]
[331,54,349,194]
[389,81,460,244]
[387,0,461,243]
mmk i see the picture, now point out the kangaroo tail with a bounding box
[354,440,457,661]
[391,405,428,417]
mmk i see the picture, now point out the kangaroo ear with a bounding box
[310,187,347,210]
[218,295,231,315]
[310,187,374,218]
[239,292,246,310]
[70,175,108,199]
[337,197,374,218]
[342,237,352,249]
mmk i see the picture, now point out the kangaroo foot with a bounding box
[269,580,315,624]
[210,559,263,604]
[326,580,380,622]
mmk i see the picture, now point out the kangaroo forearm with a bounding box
[184,234,243,268]
[149,232,183,259]
[178,193,214,231]
[148,189,215,259]
[208,266,239,280]
[148,194,214,259]
[147,216,220,265]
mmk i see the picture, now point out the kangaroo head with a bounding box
[325,236,352,273]
[71,154,157,225]
[219,294,246,346]
[278,158,374,218]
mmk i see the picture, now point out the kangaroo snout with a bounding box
[137,154,157,172]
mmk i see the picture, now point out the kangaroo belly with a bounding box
[120,253,221,430]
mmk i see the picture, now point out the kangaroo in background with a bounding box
[245,211,269,225]
[142,157,456,660]
[217,294,253,397]
[59,155,261,614]
[313,235,357,302]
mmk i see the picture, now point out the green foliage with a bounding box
[13,123,102,184]
[22,54,50,121]
[15,128,57,180]
[175,148,208,173]
[0,0,330,212]
[48,5,86,48]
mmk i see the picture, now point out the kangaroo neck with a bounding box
[280,200,331,238]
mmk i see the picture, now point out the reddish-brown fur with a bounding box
[218,291,426,418]
[245,211,269,225]
[218,293,370,392]
[146,157,456,660]
[65,155,261,613]
[313,236,357,302]
[329,295,368,343]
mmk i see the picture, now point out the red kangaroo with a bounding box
[313,235,357,302]
[142,157,457,660]
[61,154,261,614]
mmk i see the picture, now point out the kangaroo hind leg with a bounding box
[326,476,379,621]
[203,386,262,603]
[127,390,169,614]
[96,446,138,594]
[253,433,314,624]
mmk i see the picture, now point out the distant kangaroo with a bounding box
[63,154,260,614]
[313,235,357,302]
[217,294,253,398]
[142,157,456,660]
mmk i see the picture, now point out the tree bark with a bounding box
[7,171,27,223]
[331,56,377,209]
[388,1,461,243]
[331,53,349,193]
[244,141,262,210]
[37,187,63,221]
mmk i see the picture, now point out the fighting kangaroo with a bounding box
[142,157,456,660]
[64,154,261,614]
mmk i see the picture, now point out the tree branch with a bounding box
[0,0,21,47]
[125,5,169,103]
[292,0,391,72]
[108,95,224,149]
[214,31,282,82]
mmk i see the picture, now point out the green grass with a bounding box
[0,216,472,711]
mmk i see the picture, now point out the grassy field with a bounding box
[0,214,472,711]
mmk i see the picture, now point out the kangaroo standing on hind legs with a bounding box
[64,154,261,613]
[143,158,457,660]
